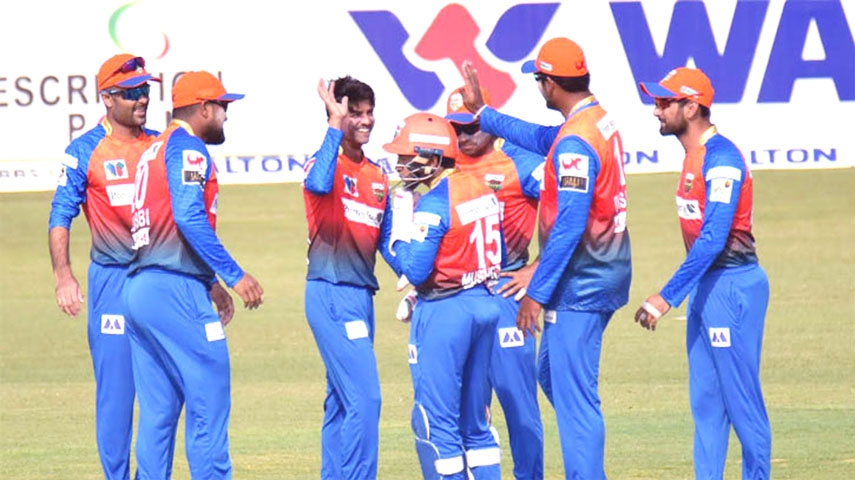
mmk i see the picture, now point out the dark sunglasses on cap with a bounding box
[105,83,151,101]
[453,122,480,136]
[113,56,145,75]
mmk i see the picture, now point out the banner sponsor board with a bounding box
[1,0,852,192]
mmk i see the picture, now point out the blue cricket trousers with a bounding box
[490,276,543,480]
[305,279,381,480]
[88,262,135,480]
[409,286,502,480]
[688,264,771,480]
[538,309,613,480]
[125,269,232,480]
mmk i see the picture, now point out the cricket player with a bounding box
[303,76,396,480]
[385,112,503,480]
[460,36,632,479]
[636,67,771,479]
[447,87,546,480]
[125,71,264,479]
[48,53,160,480]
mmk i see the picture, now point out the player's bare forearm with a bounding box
[48,226,84,316]
[516,295,543,337]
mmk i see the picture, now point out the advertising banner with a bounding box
[1,0,853,192]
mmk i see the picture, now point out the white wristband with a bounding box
[641,301,663,319]
[473,104,488,119]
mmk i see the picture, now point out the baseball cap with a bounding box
[445,86,491,125]
[639,67,715,107]
[172,71,245,109]
[97,54,160,92]
[521,37,588,77]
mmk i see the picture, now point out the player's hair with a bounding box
[548,73,591,93]
[698,104,711,119]
[327,76,375,117]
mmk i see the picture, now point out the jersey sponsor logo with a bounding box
[557,153,589,192]
[372,182,385,202]
[597,114,618,140]
[341,197,383,228]
[103,159,129,181]
[182,150,207,185]
[105,183,135,207]
[543,309,557,324]
[350,4,558,109]
[205,321,226,342]
[709,177,734,204]
[484,173,504,191]
[709,327,731,348]
[345,320,369,340]
[676,196,702,220]
[455,194,500,225]
[498,327,524,348]
[100,314,125,335]
[408,343,418,364]
[61,153,78,169]
[343,175,358,197]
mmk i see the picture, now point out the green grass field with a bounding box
[1,169,853,479]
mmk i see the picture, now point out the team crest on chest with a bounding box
[343,175,358,197]
[103,159,129,181]
[684,173,694,193]
[484,173,504,191]
[372,182,385,202]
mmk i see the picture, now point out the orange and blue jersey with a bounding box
[456,140,543,271]
[128,120,243,287]
[49,118,159,265]
[479,98,631,312]
[303,127,394,291]
[395,170,503,300]
[660,126,757,307]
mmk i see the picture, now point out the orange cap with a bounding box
[383,112,458,160]
[521,37,588,77]
[172,71,245,109]
[445,86,491,125]
[97,54,160,91]
[639,67,715,107]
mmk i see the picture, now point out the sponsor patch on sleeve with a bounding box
[411,211,441,243]
[182,150,208,185]
[61,153,78,169]
[57,165,68,187]
[557,153,589,192]
[708,178,734,204]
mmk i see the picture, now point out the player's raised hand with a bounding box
[461,61,486,113]
[55,273,84,317]
[232,273,264,310]
[210,281,235,325]
[317,78,348,129]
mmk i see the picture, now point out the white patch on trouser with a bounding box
[345,320,369,340]
[101,314,125,335]
[709,327,731,347]
[205,321,225,342]
[543,309,557,324]
[466,447,501,467]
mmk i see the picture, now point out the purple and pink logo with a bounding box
[350,3,559,110]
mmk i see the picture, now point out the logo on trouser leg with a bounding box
[498,327,524,348]
[101,314,125,335]
[709,327,731,347]
[408,344,418,364]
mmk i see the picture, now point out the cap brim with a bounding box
[520,60,538,74]
[445,112,477,125]
[218,93,245,102]
[115,74,160,88]
[639,82,679,99]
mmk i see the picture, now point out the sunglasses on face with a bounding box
[208,100,229,112]
[534,73,548,83]
[655,97,688,109]
[453,122,480,136]
[106,83,151,101]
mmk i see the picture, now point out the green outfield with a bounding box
[1,169,853,479]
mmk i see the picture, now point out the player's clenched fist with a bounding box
[232,273,264,309]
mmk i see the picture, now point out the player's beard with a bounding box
[660,116,688,137]
[202,123,226,145]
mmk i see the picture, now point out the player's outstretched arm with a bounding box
[48,226,84,317]
[232,272,264,310]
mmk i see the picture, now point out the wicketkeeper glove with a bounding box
[389,188,414,256]
[395,289,417,323]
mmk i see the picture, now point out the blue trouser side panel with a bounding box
[537,310,612,480]
[305,280,381,480]
[409,286,501,480]
[489,277,543,480]
[88,262,135,480]
[125,270,232,480]
[687,264,771,480]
